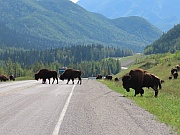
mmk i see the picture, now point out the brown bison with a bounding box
[122,68,162,97]
[96,74,102,79]
[0,75,9,82]
[142,73,162,97]
[173,72,178,79]
[114,77,119,81]
[105,75,113,80]
[35,69,58,84]
[175,65,180,71]
[59,68,82,84]
[171,68,178,75]
[9,74,15,81]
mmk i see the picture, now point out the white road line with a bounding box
[52,84,76,135]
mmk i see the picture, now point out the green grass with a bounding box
[100,53,180,135]
[15,76,34,81]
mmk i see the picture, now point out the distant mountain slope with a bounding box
[0,0,162,52]
[112,16,161,45]
[77,0,180,32]
[144,24,180,54]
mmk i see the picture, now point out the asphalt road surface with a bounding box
[0,79,176,135]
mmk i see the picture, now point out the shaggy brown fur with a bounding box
[0,75,9,82]
[9,74,15,81]
[122,69,162,97]
[35,69,58,84]
[60,68,82,84]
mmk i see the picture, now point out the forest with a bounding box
[0,0,162,52]
[0,44,133,78]
[144,24,180,54]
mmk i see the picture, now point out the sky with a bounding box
[70,0,79,3]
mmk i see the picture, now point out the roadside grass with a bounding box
[100,53,180,134]
[15,76,33,81]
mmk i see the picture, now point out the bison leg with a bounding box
[52,77,58,84]
[42,78,46,84]
[72,78,74,84]
[134,88,144,96]
[67,78,70,84]
[140,89,144,96]
[155,90,158,97]
[56,77,58,84]
[76,77,82,84]
[134,90,138,96]
[152,86,158,97]
[79,77,82,85]
[48,78,51,84]
[52,78,55,84]
[154,88,158,97]
[125,88,130,92]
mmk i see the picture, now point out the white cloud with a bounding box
[70,0,79,3]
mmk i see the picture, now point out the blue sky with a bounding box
[70,0,79,3]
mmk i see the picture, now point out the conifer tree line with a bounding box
[0,44,133,78]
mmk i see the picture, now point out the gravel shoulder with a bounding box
[61,79,177,135]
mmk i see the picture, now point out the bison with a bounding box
[175,65,180,71]
[96,74,102,79]
[35,69,58,84]
[122,68,162,97]
[59,68,82,84]
[114,77,119,81]
[171,68,178,75]
[0,75,9,82]
[173,72,178,79]
[9,74,15,81]
[105,75,113,80]
[142,73,162,97]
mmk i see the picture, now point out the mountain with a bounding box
[0,0,162,52]
[77,0,180,32]
[144,24,180,54]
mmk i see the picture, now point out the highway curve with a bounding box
[0,79,176,135]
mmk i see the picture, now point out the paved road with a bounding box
[0,79,176,135]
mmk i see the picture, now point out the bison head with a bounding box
[59,74,64,80]
[35,73,39,80]
[122,75,131,92]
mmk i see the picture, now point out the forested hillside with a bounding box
[0,0,162,52]
[0,44,132,78]
[77,0,180,31]
[144,24,180,54]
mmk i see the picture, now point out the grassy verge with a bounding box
[100,53,180,134]
[15,76,34,81]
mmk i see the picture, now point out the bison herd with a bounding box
[96,65,179,97]
[1,65,179,98]
[0,74,15,82]
[96,69,162,97]
[35,68,82,85]
[34,65,179,97]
